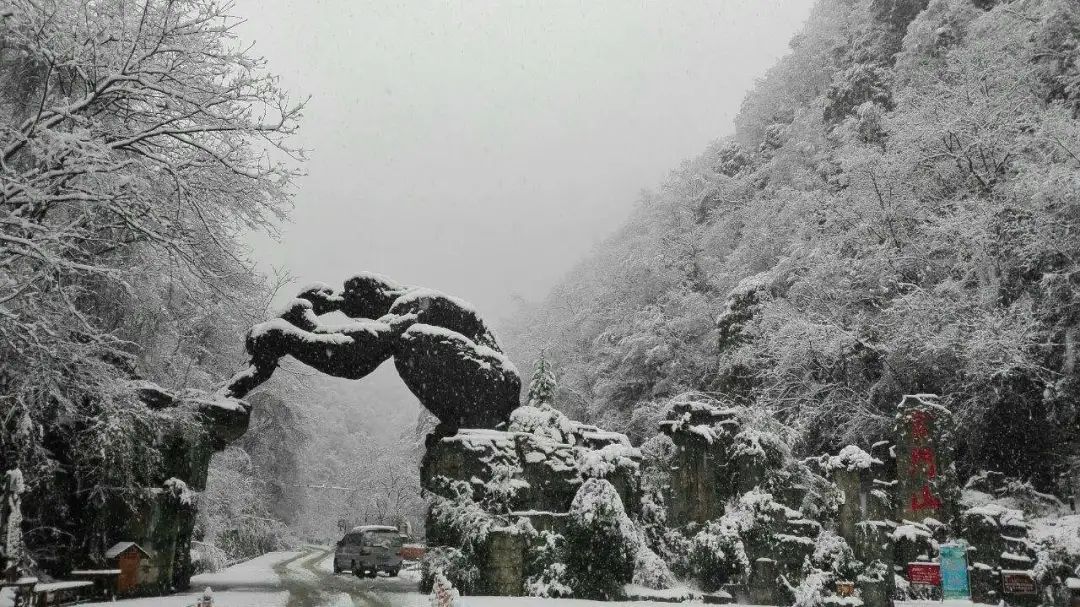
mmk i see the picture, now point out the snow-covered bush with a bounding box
[527,561,572,598]
[423,482,499,594]
[525,531,573,598]
[564,478,637,600]
[732,424,787,471]
[636,461,687,578]
[810,531,862,581]
[789,569,830,607]
[482,462,529,514]
[429,571,463,607]
[421,548,481,595]
[632,544,677,590]
[781,531,866,607]
[427,482,496,552]
[1033,527,1080,586]
[688,519,749,591]
[189,541,228,574]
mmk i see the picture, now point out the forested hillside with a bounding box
[505,0,1080,490]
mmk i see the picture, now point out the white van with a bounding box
[333,525,404,577]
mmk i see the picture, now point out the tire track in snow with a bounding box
[275,545,404,607]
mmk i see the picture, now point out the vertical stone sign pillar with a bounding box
[834,467,864,543]
[1,469,25,578]
[895,394,956,524]
[485,529,525,596]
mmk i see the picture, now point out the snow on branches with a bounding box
[0,0,304,394]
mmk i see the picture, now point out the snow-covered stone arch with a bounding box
[223,272,522,430]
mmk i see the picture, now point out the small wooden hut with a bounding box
[104,542,153,593]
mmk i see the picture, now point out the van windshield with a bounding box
[362,530,402,548]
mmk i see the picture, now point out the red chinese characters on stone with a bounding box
[908,409,942,513]
[911,410,930,441]
[910,447,937,478]
[911,483,943,511]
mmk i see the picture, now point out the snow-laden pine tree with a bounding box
[525,351,558,407]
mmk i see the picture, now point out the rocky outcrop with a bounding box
[421,404,641,517]
[420,404,644,596]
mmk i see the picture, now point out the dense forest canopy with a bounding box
[504,0,1080,491]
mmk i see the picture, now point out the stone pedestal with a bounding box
[970,563,1000,604]
[485,529,526,596]
[860,576,894,607]
[748,558,782,606]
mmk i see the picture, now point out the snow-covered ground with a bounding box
[84,550,295,607]
[74,549,981,607]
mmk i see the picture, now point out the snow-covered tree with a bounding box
[0,0,302,568]
[525,350,557,407]
[564,478,636,600]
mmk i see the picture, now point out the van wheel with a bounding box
[365,569,377,578]
[333,563,341,574]
[387,567,399,577]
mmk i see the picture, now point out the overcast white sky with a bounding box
[237,0,815,327]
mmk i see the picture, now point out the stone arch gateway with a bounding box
[223,272,522,431]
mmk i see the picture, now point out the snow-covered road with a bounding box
[83,547,419,607]
[76,546,725,606]
[83,549,979,607]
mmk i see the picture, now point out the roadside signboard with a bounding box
[940,543,971,599]
[1002,570,1038,596]
[908,562,942,586]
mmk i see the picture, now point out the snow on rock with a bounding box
[425,417,640,514]
[442,428,518,452]
[295,281,343,303]
[892,522,933,542]
[963,503,1028,530]
[163,478,194,506]
[396,323,521,428]
[508,403,576,444]
[826,445,881,472]
[578,443,642,479]
[249,317,356,345]
[574,425,632,449]
[403,324,515,374]
[657,393,741,440]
